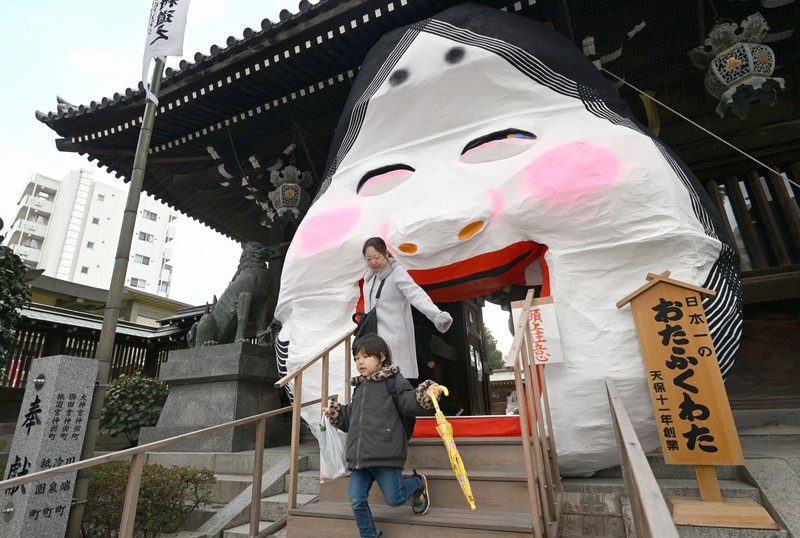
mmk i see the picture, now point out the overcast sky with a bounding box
[0,0,515,351]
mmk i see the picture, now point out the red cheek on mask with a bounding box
[297,206,361,255]
[486,188,504,222]
[379,221,393,253]
[523,141,620,202]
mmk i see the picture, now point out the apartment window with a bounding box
[92,217,100,225]
[134,254,151,265]
[159,282,170,294]
[130,277,146,289]
[138,232,154,243]
[97,194,105,202]
[142,209,158,221]
[163,263,173,272]
[86,241,94,249]
[81,266,89,274]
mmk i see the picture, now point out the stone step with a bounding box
[211,474,255,504]
[145,442,318,475]
[260,492,318,521]
[592,453,744,481]
[740,435,800,459]
[562,477,764,504]
[222,520,287,538]
[202,465,321,504]
[285,470,321,496]
[181,502,225,532]
[287,501,536,537]
[733,408,800,435]
[320,468,531,512]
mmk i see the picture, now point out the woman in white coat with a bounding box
[361,237,453,382]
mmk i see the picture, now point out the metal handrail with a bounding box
[2,326,360,537]
[0,397,323,537]
[505,289,562,538]
[273,327,355,511]
[605,378,679,538]
[275,328,355,388]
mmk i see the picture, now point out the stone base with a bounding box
[139,342,290,452]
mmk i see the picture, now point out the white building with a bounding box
[7,169,178,297]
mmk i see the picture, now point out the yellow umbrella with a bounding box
[428,385,477,510]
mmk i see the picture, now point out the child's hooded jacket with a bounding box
[328,366,435,470]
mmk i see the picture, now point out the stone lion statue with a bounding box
[187,241,273,347]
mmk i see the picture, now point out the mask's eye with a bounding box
[460,129,536,164]
[357,164,415,196]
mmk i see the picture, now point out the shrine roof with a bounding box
[36,0,800,242]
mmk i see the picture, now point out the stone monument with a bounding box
[1,356,97,538]
[141,241,288,451]
[138,342,289,451]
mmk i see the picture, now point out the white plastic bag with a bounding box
[319,416,348,483]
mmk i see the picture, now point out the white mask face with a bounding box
[274,6,741,476]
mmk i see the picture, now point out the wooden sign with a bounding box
[617,272,743,466]
[528,297,564,365]
[618,272,777,530]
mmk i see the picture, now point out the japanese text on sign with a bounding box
[622,277,743,466]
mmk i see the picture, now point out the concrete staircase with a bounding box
[148,439,321,538]
[289,437,540,537]
[283,409,799,537]
[153,408,798,537]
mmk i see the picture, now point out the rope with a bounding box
[600,67,800,190]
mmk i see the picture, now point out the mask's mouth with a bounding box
[407,241,544,302]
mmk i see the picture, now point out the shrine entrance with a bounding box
[412,298,493,416]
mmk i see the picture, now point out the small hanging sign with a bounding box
[529,297,564,365]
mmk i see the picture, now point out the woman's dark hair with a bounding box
[362,236,389,257]
[352,334,392,366]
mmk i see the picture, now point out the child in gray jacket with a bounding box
[323,334,443,538]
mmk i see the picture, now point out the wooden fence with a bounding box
[1,321,186,389]
[705,160,800,290]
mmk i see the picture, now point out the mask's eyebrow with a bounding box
[357,164,415,193]
[461,129,536,155]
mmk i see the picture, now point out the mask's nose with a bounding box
[396,220,486,256]
[458,220,485,241]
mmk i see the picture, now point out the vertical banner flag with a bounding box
[142,0,192,104]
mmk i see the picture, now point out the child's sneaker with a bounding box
[411,469,430,516]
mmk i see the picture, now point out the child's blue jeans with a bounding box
[348,466,424,538]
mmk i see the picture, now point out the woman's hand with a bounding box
[434,311,453,332]
[322,407,331,418]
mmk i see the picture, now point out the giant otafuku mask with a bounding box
[274,4,742,475]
